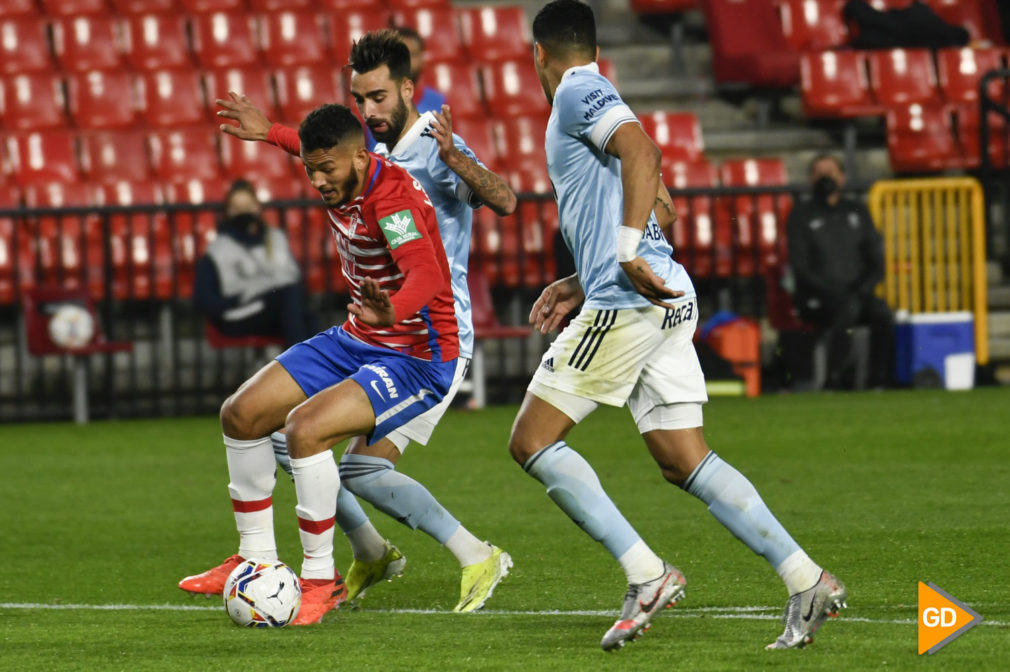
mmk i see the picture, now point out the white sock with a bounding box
[224,434,278,561]
[617,539,665,585]
[345,520,388,563]
[775,549,823,595]
[444,524,492,567]
[291,451,340,580]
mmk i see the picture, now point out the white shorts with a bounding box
[385,357,470,452]
[528,298,708,432]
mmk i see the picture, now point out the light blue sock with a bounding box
[682,452,800,568]
[524,441,641,560]
[272,432,370,534]
[338,454,460,544]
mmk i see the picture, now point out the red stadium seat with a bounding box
[936,47,1005,104]
[110,0,178,12]
[458,6,530,63]
[329,10,392,64]
[391,6,463,62]
[598,57,618,88]
[163,175,228,296]
[203,66,277,123]
[52,15,124,72]
[66,70,140,130]
[886,103,962,172]
[121,14,192,71]
[316,0,384,10]
[180,0,245,11]
[137,69,207,127]
[662,159,718,277]
[700,0,799,88]
[452,116,499,169]
[388,0,450,8]
[220,133,300,182]
[148,127,223,182]
[274,65,346,125]
[868,48,942,107]
[426,60,483,118]
[639,111,705,163]
[492,115,547,172]
[778,0,849,51]
[190,11,261,68]
[0,0,40,15]
[39,0,111,15]
[259,11,326,68]
[0,17,53,75]
[479,59,550,118]
[952,102,1008,169]
[6,131,81,186]
[719,158,791,276]
[0,184,32,306]
[249,0,312,9]
[79,129,153,182]
[0,73,68,132]
[23,182,102,296]
[630,0,698,12]
[800,50,883,118]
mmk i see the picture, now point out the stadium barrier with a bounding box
[867,177,989,365]
[0,185,868,421]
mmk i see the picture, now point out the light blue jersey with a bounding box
[546,62,695,309]
[375,112,483,358]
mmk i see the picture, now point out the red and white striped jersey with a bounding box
[327,155,458,362]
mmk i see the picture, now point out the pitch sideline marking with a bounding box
[0,602,1004,627]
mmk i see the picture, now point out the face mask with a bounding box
[229,213,262,230]
[813,176,838,204]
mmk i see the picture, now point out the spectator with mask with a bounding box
[785,155,894,389]
[194,179,319,347]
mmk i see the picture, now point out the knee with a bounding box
[285,405,329,459]
[220,393,262,440]
[508,424,545,467]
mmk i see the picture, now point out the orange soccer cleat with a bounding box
[178,554,244,596]
[291,572,349,625]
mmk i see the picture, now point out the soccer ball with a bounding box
[223,559,301,628]
[47,304,95,349]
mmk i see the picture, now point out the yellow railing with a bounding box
[868,177,988,364]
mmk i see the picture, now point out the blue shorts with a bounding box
[276,326,456,444]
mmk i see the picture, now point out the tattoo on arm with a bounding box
[449,151,516,216]
[655,196,673,215]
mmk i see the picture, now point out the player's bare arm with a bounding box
[216,91,273,142]
[529,274,584,334]
[605,123,683,309]
[428,104,518,216]
[653,182,678,230]
[348,277,396,327]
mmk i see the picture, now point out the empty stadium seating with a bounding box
[0,0,41,15]
[719,158,791,276]
[121,14,192,70]
[52,15,124,72]
[886,103,962,172]
[701,0,800,88]
[663,159,718,277]
[0,73,68,132]
[111,0,178,12]
[219,133,300,182]
[800,50,883,118]
[426,60,484,118]
[936,47,1005,104]
[79,129,153,183]
[0,16,53,75]
[137,69,207,127]
[40,0,111,16]
[492,115,548,173]
[329,10,392,64]
[393,6,463,62]
[190,11,260,68]
[259,10,327,68]
[66,70,140,130]
[458,6,531,63]
[203,66,278,122]
[274,65,347,125]
[6,131,80,185]
[639,111,705,163]
[148,127,223,182]
[479,59,550,117]
[778,0,849,52]
[867,48,942,107]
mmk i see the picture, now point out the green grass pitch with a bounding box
[2,388,1008,671]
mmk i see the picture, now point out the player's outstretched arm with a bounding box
[605,123,683,309]
[348,278,396,327]
[216,90,273,142]
[529,274,584,334]
[429,104,518,217]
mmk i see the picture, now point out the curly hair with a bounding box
[298,104,364,153]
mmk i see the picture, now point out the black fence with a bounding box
[1,185,844,422]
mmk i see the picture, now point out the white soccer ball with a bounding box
[47,304,95,348]
[223,559,302,628]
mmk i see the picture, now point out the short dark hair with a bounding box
[348,29,412,81]
[809,153,844,175]
[298,104,364,153]
[226,178,256,203]
[532,0,596,59]
[395,25,424,50]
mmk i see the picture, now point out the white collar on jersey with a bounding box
[386,111,436,159]
[561,61,600,82]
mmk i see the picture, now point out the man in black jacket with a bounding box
[786,155,893,388]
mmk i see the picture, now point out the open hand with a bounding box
[529,275,584,334]
[216,91,272,142]
[619,258,683,309]
[428,104,457,162]
[348,277,396,327]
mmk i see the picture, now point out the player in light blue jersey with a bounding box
[213,30,517,613]
[508,0,846,652]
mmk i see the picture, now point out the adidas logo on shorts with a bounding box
[541,357,554,372]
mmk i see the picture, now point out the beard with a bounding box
[335,166,361,207]
[370,95,409,145]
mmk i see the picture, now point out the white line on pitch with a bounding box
[0,602,1004,627]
